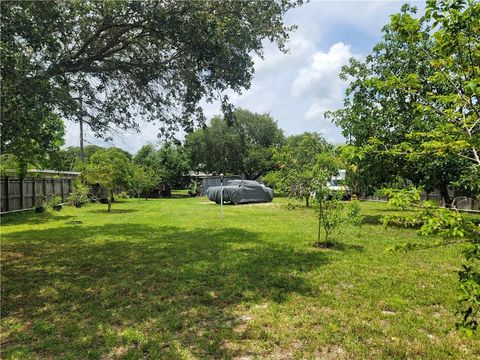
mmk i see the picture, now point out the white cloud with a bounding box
[292,42,352,98]
[252,35,316,77]
[291,42,355,125]
[64,1,421,152]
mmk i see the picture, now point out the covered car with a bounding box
[207,180,274,204]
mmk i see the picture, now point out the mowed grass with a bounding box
[1,195,479,359]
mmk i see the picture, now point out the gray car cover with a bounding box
[207,180,274,204]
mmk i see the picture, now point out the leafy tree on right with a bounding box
[328,0,479,333]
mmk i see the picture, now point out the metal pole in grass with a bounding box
[220,173,224,219]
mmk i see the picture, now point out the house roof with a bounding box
[3,169,81,177]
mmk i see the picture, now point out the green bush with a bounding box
[48,195,62,210]
[117,191,129,199]
[67,181,90,207]
[316,191,362,245]
[379,186,422,210]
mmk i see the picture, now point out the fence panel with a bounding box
[0,175,78,213]
[360,191,479,212]
[9,179,21,212]
[24,179,34,209]
[0,178,7,212]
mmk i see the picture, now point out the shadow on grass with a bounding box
[86,208,139,214]
[0,211,76,227]
[361,215,383,225]
[314,241,364,252]
[163,194,191,199]
[2,223,328,358]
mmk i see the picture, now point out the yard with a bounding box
[1,196,479,359]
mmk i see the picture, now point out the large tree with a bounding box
[1,0,301,164]
[134,142,189,196]
[267,132,339,207]
[330,0,479,333]
[326,3,473,203]
[185,108,285,179]
[386,0,479,333]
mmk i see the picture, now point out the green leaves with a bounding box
[379,186,422,211]
[134,142,189,192]
[185,109,284,179]
[2,0,301,162]
[315,192,362,245]
[84,147,134,193]
[269,133,338,206]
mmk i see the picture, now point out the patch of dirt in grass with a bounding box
[233,356,253,360]
[234,314,254,334]
[270,340,303,359]
[239,203,277,207]
[102,345,130,359]
[238,314,254,322]
[316,345,349,360]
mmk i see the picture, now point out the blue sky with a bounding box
[64,0,425,154]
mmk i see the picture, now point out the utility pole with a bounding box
[220,173,224,219]
[79,95,85,165]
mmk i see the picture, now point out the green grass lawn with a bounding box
[1,196,479,359]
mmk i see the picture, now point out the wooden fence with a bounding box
[360,191,479,212]
[0,175,78,213]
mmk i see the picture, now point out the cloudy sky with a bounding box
[64,0,424,154]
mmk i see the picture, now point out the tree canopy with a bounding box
[1,0,301,164]
[266,132,339,207]
[326,1,479,202]
[83,147,134,211]
[134,142,190,195]
[330,0,479,333]
[185,108,285,179]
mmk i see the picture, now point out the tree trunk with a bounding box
[305,195,310,208]
[439,183,452,208]
[317,200,322,243]
[107,191,112,212]
[164,185,171,197]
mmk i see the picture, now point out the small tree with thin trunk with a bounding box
[84,162,115,212]
[271,133,338,207]
[313,177,361,247]
[132,166,157,201]
[83,148,133,212]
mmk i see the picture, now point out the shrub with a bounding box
[316,191,362,245]
[48,195,62,211]
[67,181,90,207]
[117,191,129,199]
[379,186,422,210]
